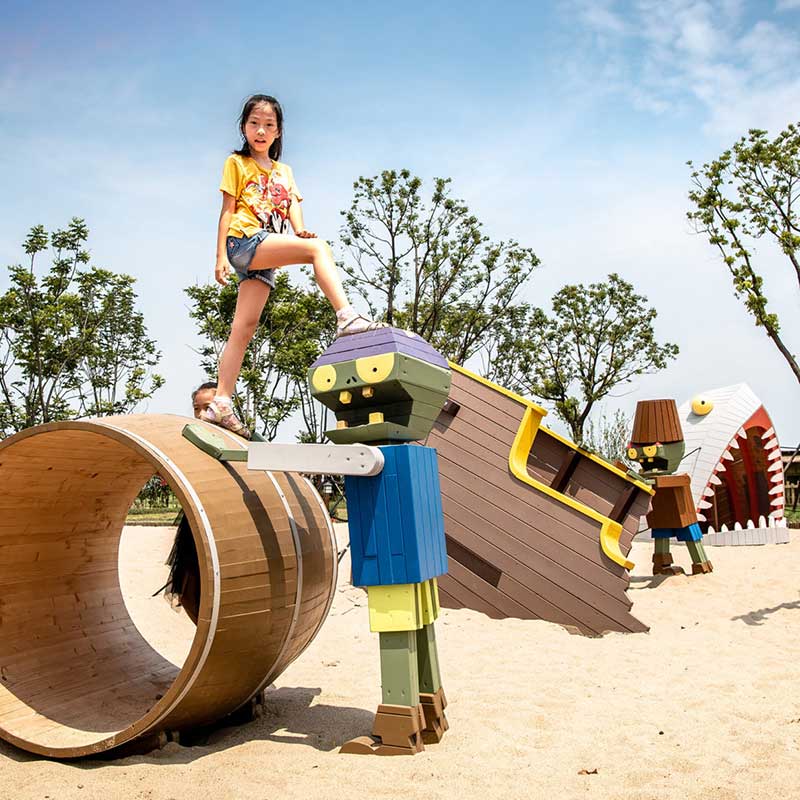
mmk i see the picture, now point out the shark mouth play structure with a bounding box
[678,384,789,546]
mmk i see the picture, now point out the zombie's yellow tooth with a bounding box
[336,420,349,429]
[362,387,374,398]
[339,391,352,404]
[369,412,384,424]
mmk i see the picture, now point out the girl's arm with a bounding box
[215,192,236,285]
[288,199,316,238]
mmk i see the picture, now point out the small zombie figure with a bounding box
[627,399,713,577]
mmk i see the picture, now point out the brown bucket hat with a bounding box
[630,398,683,445]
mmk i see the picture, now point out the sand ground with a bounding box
[1,525,798,800]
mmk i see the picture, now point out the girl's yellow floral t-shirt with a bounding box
[220,154,303,238]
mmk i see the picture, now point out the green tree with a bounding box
[492,274,678,445]
[0,219,163,437]
[185,270,336,442]
[583,408,637,470]
[688,124,800,383]
[339,170,539,367]
[75,268,165,416]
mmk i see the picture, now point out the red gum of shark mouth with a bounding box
[696,406,785,532]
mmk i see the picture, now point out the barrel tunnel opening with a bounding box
[0,427,204,752]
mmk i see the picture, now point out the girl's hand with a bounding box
[215,259,232,286]
[295,229,317,239]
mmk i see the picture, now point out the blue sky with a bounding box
[1,0,799,443]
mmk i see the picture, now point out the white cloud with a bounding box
[738,20,800,74]
[674,2,726,58]
[776,0,800,10]
[561,0,800,141]
[580,2,629,35]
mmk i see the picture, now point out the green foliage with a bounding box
[492,274,678,445]
[339,170,539,368]
[687,123,800,383]
[185,270,337,442]
[583,408,638,470]
[0,219,163,437]
[131,475,178,511]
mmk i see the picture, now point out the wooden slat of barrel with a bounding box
[0,414,336,758]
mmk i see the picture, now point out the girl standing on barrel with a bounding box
[205,93,385,438]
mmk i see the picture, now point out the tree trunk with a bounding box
[766,324,800,384]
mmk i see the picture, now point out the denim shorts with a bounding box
[226,231,276,288]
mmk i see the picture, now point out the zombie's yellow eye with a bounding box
[311,364,337,392]
[356,353,395,384]
[627,447,638,460]
[643,445,658,457]
[691,395,713,416]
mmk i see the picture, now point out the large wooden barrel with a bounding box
[0,415,337,758]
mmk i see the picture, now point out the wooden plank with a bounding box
[436,444,627,571]
[551,450,582,493]
[609,484,638,524]
[441,516,636,634]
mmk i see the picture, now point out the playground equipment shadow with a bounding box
[0,687,375,764]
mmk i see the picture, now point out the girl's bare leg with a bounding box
[247,234,386,334]
[248,234,348,308]
[217,279,271,397]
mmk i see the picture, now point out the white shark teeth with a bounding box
[703,486,715,497]
[770,496,784,508]
[720,524,729,532]
[771,472,783,484]
[767,449,782,461]
[761,427,775,440]
[769,485,784,495]
[722,450,735,461]
[696,512,707,522]
[746,519,755,529]
[737,427,747,439]
[767,460,783,472]
[763,437,779,450]
[707,525,716,534]
[709,474,722,485]
[769,510,783,519]
[698,499,713,509]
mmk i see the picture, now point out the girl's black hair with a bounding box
[233,94,283,161]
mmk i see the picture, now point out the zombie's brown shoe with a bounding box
[340,704,425,756]
[653,552,685,576]
[691,561,713,575]
[419,687,449,744]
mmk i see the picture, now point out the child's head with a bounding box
[234,94,284,161]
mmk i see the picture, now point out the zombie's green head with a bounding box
[628,398,686,478]
[308,328,451,444]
